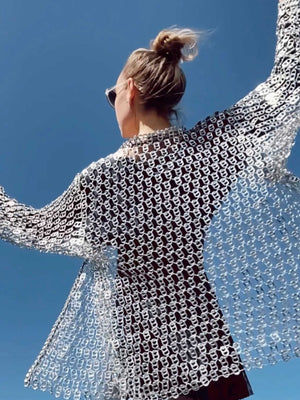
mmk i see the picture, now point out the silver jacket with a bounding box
[1,1,300,399]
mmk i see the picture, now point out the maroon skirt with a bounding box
[175,370,253,400]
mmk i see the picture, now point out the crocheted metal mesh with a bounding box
[0,1,299,399]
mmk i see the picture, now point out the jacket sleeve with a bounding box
[227,0,300,165]
[0,172,89,257]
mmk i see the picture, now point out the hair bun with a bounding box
[151,28,199,64]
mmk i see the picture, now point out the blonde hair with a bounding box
[122,28,199,118]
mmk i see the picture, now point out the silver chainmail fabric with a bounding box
[0,1,299,400]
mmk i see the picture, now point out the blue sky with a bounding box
[0,0,299,399]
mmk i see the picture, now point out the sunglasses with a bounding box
[105,82,127,108]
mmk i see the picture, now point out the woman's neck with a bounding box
[136,110,171,136]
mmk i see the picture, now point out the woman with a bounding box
[0,0,299,399]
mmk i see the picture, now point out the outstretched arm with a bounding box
[227,0,300,166]
[0,172,89,257]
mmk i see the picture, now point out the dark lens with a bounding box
[108,89,116,108]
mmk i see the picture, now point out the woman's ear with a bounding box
[126,77,137,107]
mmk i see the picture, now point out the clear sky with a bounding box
[0,0,299,399]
